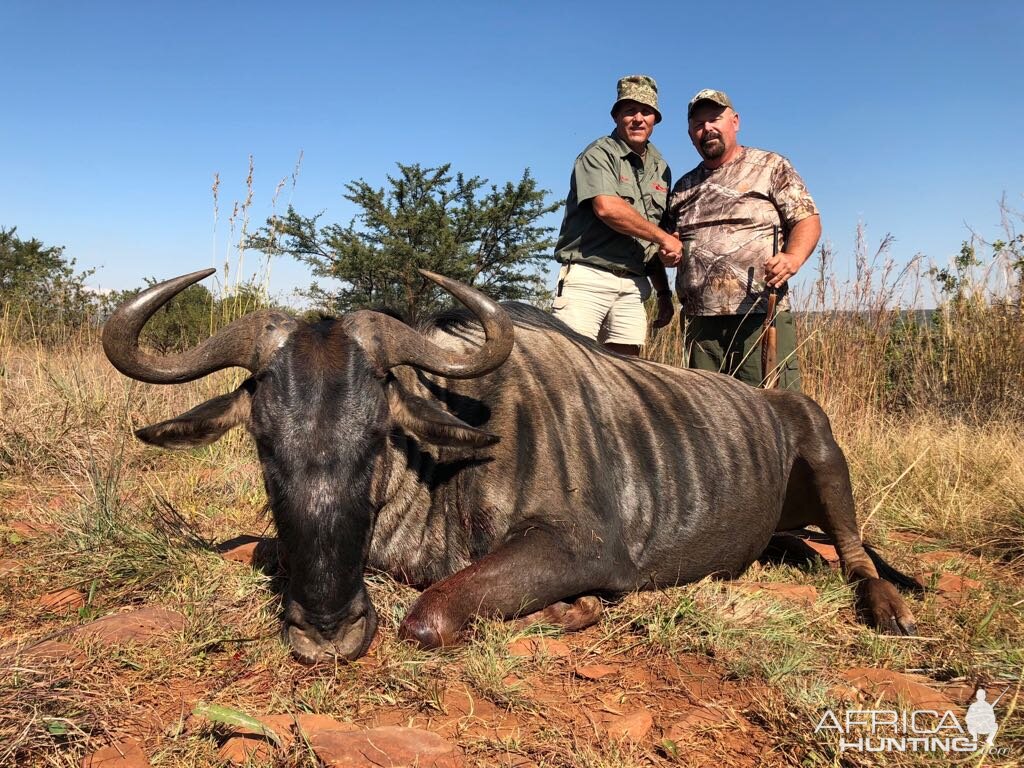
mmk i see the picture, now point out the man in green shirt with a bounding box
[552,75,682,356]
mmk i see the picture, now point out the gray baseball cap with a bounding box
[687,89,734,118]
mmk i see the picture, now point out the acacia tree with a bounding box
[102,282,214,352]
[248,163,561,321]
[101,278,272,352]
[0,227,95,338]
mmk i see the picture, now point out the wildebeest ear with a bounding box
[385,378,499,448]
[135,381,254,449]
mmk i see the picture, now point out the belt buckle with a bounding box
[609,264,629,278]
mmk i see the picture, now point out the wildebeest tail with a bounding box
[864,542,925,594]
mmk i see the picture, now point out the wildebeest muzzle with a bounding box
[283,586,378,664]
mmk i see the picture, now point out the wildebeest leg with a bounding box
[399,528,606,649]
[781,442,918,636]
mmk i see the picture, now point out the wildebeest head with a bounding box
[102,269,513,663]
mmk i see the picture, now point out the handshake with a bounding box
[657,232,685,268]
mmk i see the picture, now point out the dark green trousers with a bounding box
[682,311,802,391]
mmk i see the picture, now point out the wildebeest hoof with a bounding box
[858,578,917,636]
[538,596,603,631]
[288,630,325,666]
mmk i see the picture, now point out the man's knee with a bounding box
[773,311,802,391]
[602,312,647,348]
[688,342,722,372]
[682,315,725,372]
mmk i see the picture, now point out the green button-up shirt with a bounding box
[553,133,671,277]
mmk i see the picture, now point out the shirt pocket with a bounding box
[645,184,666,221]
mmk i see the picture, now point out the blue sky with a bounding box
[3,1,1022,306]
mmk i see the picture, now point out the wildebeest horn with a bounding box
[343,270,514,378]
[102,268,296,384]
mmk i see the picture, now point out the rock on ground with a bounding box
[14,640,88,666]
[605,708,654,741]
[914,571,984,593]
[215,713,360,766]
[80,739,150,767]
[7,520,59,539]
[839,668,956,710]
[575,664,617,680]
[216,535,281,567]
[74,607,187,646]
[801,539,840,566]
[307,726,463,768]
[733,582,818,606]
[37,588,86,611]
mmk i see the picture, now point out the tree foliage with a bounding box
[248,163,561,321]
[0,227,96,339]
[101,278,272,353]
[930,240,983,305]
[102,282,214,353]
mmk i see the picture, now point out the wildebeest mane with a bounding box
[429,302,606,351]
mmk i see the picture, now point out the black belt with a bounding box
[581,262,638,279]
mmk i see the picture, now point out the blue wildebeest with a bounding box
[103,269,918,663]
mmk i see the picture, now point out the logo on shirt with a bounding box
[653,184,668,192]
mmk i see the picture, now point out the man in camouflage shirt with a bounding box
[666,89,821,389]
[551,75,683,356]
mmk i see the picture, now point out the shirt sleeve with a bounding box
[574,145,620,203]
[770,155,819,227]
[655,164,672,229]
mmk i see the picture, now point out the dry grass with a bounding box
[2,237,1023,766]
[648,221,1024,422]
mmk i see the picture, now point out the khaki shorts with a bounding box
[551,263,652,346]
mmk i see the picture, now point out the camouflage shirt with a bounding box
[666,147,818,316]
[553,133,671,276]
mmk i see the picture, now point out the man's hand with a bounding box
[765,251,803,288]
[593,195,683,267]
[652,292,674,328]
[658,233,683,268]
[765,215,821,288]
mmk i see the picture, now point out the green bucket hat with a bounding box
[687,88,734,118]
[611,74,662,124]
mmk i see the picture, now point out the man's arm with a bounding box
[592,195,683,267]
[765,214,821,288]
